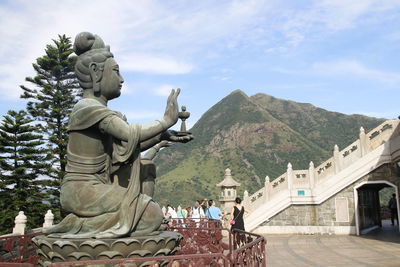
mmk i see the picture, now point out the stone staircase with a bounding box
[244,119,400,232]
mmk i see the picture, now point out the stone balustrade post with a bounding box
[309,161,315,190]
[13,211,27,235]
[243,190,250,209]
[43,210,54,229]
[264,176,270,202]
[287,163,293,194]
[359,127,367,156]
[333,144,341,173]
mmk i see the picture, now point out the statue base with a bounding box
[32,231,182,266]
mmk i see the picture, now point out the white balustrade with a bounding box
[13,211,27,235]
[43,210,54,229]
[245,120,400,214]
[287,163,293,192]
[264,176,270,202]
[309,161,315,190]
[243,190,250,209]
[359,127,367,156]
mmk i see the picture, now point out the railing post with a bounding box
[287,163,293,195]
[13,211,27,235]
[359,127,367,156]
[43,210,54,229]
[243,190,250,209]
[264,176,270,202]
[309,161,315,191]
[334,144,341,173]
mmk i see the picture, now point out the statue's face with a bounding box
[100,58,124,100]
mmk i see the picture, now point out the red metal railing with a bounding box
[47,253,231,266]
[168,218,229,255]
[1,218,266,266]
[0,232,42,266]
[231,229,266,266]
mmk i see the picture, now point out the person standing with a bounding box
[191,200,205,221]
[177,206,187,218]
[388,194,398,226]
[185,206,192,218]
[230,197,245,231]
[166,204,177,219]
[205,200,222,220]
[201,198,209,213]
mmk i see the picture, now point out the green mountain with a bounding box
[153,90,385,207]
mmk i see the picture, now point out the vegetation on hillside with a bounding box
[154,90,385,207]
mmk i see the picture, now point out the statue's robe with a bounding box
[44,98,151,238]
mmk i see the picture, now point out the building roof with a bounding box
[216,168,241,187]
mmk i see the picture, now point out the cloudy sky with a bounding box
[1,0,400,129]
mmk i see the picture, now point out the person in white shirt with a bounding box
[191,200,205,221]
[166,204,177,219]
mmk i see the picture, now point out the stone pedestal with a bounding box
[33,231,182,266]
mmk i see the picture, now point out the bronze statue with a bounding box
[44,32,193,239]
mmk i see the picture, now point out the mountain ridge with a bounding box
[153,90,385,207]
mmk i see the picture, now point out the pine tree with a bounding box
[20,35,81,213]
[0,110,51,234]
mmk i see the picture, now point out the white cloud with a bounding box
[1,0,400,101]
[272,0,400,48]
[0,0,271,99]
[315,0,374,30]
[119,53,193,75]
[312,60,400,85]
[271,59,400,86]
[153,84,176,97]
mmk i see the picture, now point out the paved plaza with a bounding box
[265,220,400,267]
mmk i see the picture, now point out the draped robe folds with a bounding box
[44,98,152,239]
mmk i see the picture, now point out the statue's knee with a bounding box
[147,201,163,220]
[134,201,163,233]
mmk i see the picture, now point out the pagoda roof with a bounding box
[216,168,241,187]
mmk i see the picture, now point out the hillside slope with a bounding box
[153,90,385,206]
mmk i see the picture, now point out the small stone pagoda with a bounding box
[217,168,241,214]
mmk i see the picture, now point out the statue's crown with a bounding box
[74,32,107,55]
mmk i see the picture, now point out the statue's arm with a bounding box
[138,88,182,142]
[140,134,163,152]
[143,140,172,159]
[99,89,181,142]
[99,117,192,147]
[98,116,166,143]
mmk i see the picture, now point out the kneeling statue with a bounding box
[44,32,192,239]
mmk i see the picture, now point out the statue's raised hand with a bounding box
[163,88,180,128]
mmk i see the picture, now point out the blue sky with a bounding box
[0,0,400,129]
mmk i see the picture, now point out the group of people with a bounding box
[162,199,221,220]
[162,197,246,231]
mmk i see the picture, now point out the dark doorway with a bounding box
[355,181,399,235]
[357,184,382,232]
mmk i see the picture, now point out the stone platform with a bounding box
[266,220,400,267]
[33,231,182,266]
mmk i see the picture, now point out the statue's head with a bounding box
[74,32,124,100]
